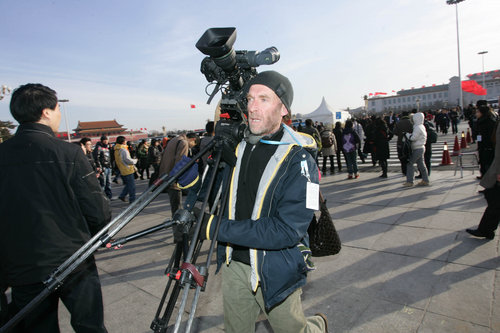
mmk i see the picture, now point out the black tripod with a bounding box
[150,132,237,333]
[0,135,227,333]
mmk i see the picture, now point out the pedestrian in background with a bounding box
[475,103,497,179]
[342,119,361,179]
[466,117,500,240]
[403,112,430,187]
[115,136,138,203]
[137,140,150,180]
[333,121,344,172]
[353,118,366,163]
[374,117,391,178]
[393,111,413,176]
[93,135,113,199]
[320,125,337,175]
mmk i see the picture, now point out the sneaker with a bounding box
[355,174,360,179]
[347,174,353,179]
[118,197,128,202]
[379,173,388,178]
[415,174,422,179]
[315,313,328,333]
[402,182,414,187]
[416,181,430,186]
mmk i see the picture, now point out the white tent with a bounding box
[300,97,352,125]
[301,97,335,125]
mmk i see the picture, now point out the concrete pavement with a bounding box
[53,164,499,332]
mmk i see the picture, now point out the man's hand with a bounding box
[497,174,500,182]
[172,209,196,243]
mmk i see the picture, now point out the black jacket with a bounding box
[0,123,111,286]
[92,141,111,168]
[476,115,496,150]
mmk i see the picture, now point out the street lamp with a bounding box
[416,97,420,112]
[58,99,71,142]
[447,0,465,113]
[478,50,488,89]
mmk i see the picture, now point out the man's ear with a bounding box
[40,108,52,120]
[280,104,288,117]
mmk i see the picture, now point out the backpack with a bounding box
[401,133,412,162]
[321,131,334,149]
[342,132,356,153]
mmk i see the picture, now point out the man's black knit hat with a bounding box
[247,71,293,114]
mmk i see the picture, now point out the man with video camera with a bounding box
[201,71,328,333]
[0,84,110,332]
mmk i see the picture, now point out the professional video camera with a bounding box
[196,27,280,145]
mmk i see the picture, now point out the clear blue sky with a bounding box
[1,0,499,132]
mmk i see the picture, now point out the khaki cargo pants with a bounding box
[222,260,326,333]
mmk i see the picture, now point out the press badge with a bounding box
[301,159,319,210]
[306,182,319,210]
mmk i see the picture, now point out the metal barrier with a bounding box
[454,152,480,178]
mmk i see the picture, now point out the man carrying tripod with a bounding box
[0,84,110,332]
[201,71,328,332]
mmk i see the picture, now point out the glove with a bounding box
[172,209,196,243]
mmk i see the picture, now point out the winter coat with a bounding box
[205,125,319,310]
[408,112,427,150]
[0,123,110,285]
[341,127,360,153]
[374,125,390,161]
[393,116,413,147]
[92,141,111,168]
[353,122,365,147]
[114,144,137,176]
[476,115,496,151]
[480,121,500,189]
[320,129,336,156]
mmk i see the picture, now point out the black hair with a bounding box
[79,137,91,145]
[345,120,353,129]
[305,119,313,127]
[186,132,198,139]
[10,83,58,124]
[205,121,215,134]
[116,136,126,144]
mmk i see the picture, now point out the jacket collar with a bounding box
[16,122,55,137]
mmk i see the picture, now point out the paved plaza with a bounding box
[53,164,499,332]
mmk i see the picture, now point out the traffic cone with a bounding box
[440,142,453,165]
[452,135,460,156]
[460,131,468,149]
[466,128,472,144]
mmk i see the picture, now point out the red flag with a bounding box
[190,104,196,109]
[374,92,387,96]
[391,90,396,93]
[369,93,373,96]
[140,128,143,131]
[462,80,487,95]
[145,128,147,131]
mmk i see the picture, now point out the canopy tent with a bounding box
[301,97,335,124]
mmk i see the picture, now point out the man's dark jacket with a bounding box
[93,141,111,168]
[0,123,111,286]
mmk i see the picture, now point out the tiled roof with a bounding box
[74,120,124,131]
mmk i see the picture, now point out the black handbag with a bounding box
[307,192,341,257]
